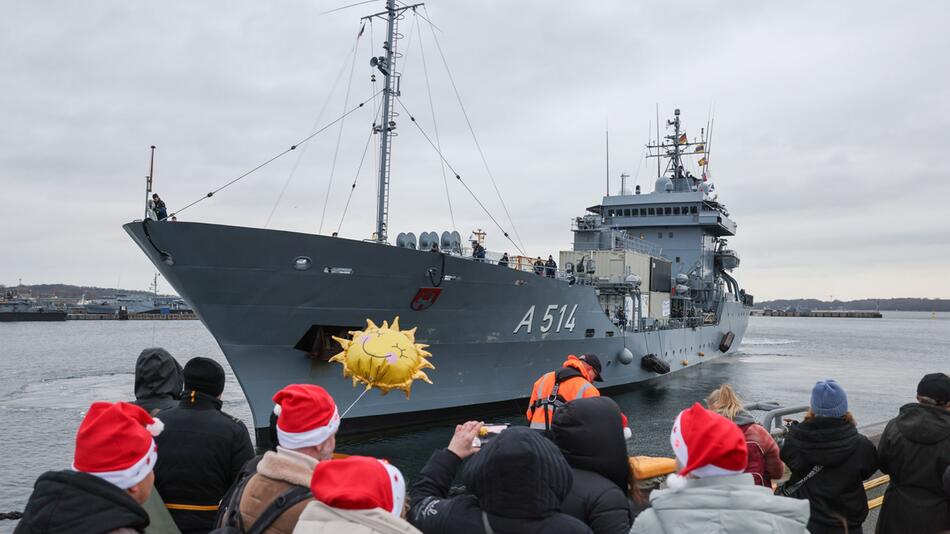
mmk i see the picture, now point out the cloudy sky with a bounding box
[2,1,948,300]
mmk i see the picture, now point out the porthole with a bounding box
[293,256,313,271]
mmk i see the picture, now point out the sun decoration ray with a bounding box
[330,316,435,398]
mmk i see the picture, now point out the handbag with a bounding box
[775,464,823,497]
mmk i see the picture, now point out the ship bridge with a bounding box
[587,190,737,237]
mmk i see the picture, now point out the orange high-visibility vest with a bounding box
[526,359,600,430]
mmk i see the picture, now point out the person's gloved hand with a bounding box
[447,421,483,459]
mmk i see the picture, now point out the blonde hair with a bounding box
[706,384,744,421]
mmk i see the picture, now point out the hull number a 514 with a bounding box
[514,304,578,334]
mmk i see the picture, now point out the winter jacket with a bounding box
[133,348,183,415]
[292,500,420,534]
[236,447,317,534]
[154,391,255,534]
[551,397,638,534]
[875,402,950,534]
[15,470,150,534]
[629,473,809,534]
[733,409,784,487]
[408,426,592,534]
[780,417,877,533]
[527,356,601,430]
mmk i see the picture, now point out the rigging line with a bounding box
[396,97,526,257]
[396,0,441,32]
[422,7,526,252]
[336,97,385,234]
[169,90,381,219]
[417,16,455,232]
[318,28,363,235]
[265,34,360,228]
[394,10,420,81]
[319,0,380,16]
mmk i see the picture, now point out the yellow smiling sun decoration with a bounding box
[330,317,435,398]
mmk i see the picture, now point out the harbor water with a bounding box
[1,311,948,527]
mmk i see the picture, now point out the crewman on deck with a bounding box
[545,255,557,278]
[526,354,603,431]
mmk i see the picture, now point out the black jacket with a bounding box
[781,416,878,533]
[408,426,591,534]
[875,402,950,534]
[551,397,638,534]
[15,470,149,534]
[154,391,254,534]
[133,347,183,414]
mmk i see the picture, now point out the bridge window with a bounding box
[690,206,698,214]
[673,206,681,215]
[664,207,672,215]
[608,209,615,217]
[675,256,681,262]
[658,232,663,239]
[623,208,631,216]
[648,208,655,216]
[669,232,674,238]
[631,209,639,217]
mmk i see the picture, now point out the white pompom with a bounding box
[273,404,282,416]
[665,473,688,491]
[146,418,164,436]
[623,427,633,440]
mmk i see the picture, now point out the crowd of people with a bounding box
[12,348,950,534]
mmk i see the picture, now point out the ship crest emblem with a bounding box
[411,287,442,311]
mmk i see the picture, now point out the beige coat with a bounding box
[239,447,318,534]
[292,500,421,534]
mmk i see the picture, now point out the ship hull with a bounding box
[124,220,749,435]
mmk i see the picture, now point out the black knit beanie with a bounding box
[183,357,225,397]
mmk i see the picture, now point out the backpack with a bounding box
[740,425,769,487]
[212,455,311,534]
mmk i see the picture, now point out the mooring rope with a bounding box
[0,511,23,520]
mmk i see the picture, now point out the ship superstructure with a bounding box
[123,1,751,443]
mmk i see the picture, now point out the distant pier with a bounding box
[752,309,882,318]
[66,312,197,320]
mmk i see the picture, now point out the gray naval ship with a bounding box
[124,0,751,441]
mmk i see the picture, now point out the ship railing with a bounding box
[457,255,575,280]
[612,236,663,257]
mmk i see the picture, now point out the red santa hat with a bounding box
[72,401,163,489]
[272,384,340,449]
[666,403,747,490]
[310,456,406,516]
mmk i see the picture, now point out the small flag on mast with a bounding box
[678,133,688,144]
[697,157,707,167]
[694,144,705,152]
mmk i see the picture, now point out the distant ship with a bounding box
[124,0,752,442]
[0,293,66,322]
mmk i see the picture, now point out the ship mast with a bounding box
[365,0,421,243]
[646,108,707,190]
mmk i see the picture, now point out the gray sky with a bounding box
[2,1,948,300]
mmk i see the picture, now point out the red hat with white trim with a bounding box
[73,401,163,489]
[310,456,406,516]
[272,384,340,449]
[667,403,747,490]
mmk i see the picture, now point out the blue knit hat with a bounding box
[811,379,848,417]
